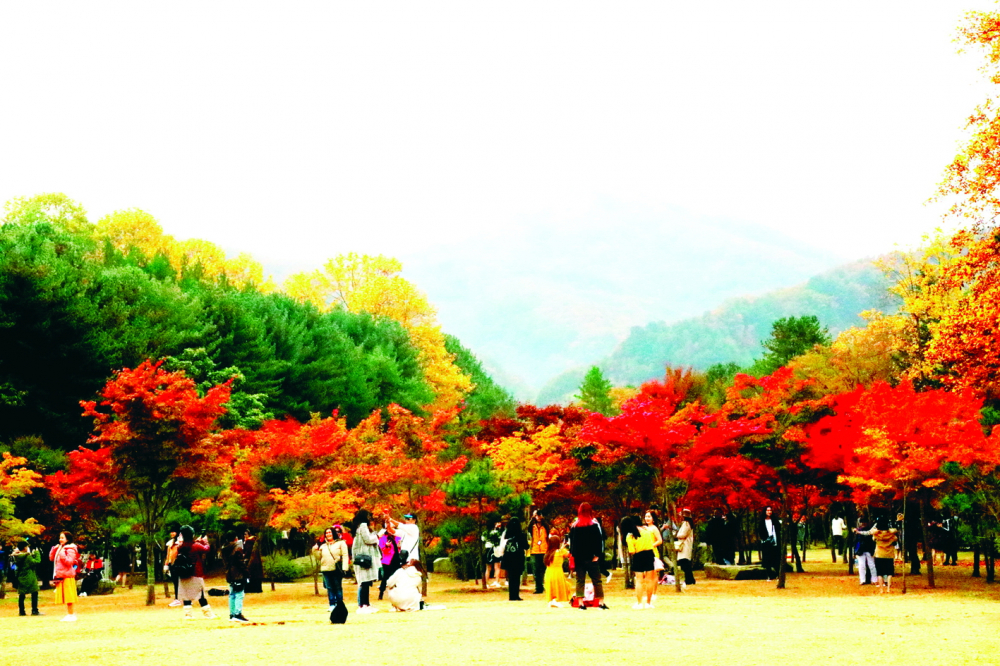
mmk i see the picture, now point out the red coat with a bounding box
[178,540,210,578]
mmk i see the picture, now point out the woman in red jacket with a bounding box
[49,531,81,622]
[176,525,216,620]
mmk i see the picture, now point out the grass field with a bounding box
[2,557,999,665]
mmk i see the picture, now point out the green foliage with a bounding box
[575,366,616,415]
[754,315,831,376]
[445,335,516,421]
[262,553,304,581]
[162,348,272,430]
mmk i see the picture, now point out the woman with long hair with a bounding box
[675,508,696,587]
[313,525,350,611]
[49,531,80,622]
[352,509,381,613]
[177,525,215,620]
[385,558,426,611]
[622,515,656,608]
[500,517,529,601]
[568,502,608,610]
[542,534,571,607]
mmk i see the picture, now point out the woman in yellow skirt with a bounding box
[543,535,572,607]
[49,531,81,622]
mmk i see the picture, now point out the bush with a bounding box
[94,579,116,595]
[263,553,304,582]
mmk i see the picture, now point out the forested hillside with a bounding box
[536,259,894,405]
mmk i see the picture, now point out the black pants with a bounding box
[678,558,696,585]
[379,562,400,598]
[905,536,921,574]
[532,554,545,593]
[761,543,779,578]
[507,566,523,600]
[18,590,39,614]
[171,569,179,598]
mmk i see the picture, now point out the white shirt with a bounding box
[831,518,846,536]
[396,522,420,560]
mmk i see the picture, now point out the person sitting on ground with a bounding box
[79,552,103,597]
[385,558,425,611]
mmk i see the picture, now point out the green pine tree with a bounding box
[575,366,616,415]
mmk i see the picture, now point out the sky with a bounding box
[1,3,996,338]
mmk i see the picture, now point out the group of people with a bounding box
[5,531,83,621]
[481,504,699,612]
[313,509,428,615]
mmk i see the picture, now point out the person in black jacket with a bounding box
[757,506,780,580]
[500,518,529,601]
[221,531,250,623]
[568,502,608,610]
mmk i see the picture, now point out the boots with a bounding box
[183,607,194,619]
[202,605,216,619]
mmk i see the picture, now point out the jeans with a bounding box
[857,552,876,584]
[228,585,244,616]
[357,580,372,607]
[532,554,545,593]
[322,570,343,607]
[575,559,604,599]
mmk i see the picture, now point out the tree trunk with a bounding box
[145,531,156,605]
[919,494,935,588]
[846,503,856,576]
[776,485,789,589]
[972,517,981,578]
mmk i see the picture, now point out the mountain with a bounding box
[399,200,849,398]
[535,258,895,405]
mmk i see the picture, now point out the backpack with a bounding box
[329,599,349,624]
[173,551,195,579]
[505,535,521,555]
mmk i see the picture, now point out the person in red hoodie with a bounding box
[49,531,81,622]
[176,525,215,620]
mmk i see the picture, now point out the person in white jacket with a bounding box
[386,559,424,612]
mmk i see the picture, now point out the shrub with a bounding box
[94,579,116,595]
[263,553,304,582]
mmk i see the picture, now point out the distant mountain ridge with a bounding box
[399,200,850,397]
[536,258,895,405]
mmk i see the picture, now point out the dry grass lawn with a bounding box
[2,556,999,665]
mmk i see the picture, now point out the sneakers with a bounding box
[606,572,613,584]
[79,593,87,597]
[356,605,379,614]
[60,614,77,622]
[632,602,645,610]
[230,614,250,623]
[168,599,182,607]
[31,610,44,616]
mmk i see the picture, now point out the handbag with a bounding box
[673,540,683,552]
[354,553,373,568]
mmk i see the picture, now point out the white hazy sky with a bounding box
[0,2,995,271]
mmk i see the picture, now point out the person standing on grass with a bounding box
[313,525,349,611]
[831,514,847,560]
[12,539,41,616]
[243,529,264,594]
[543,535,571,607]
[527,511,549,594]
[49,531,80,622]
[177,525,215,620]
[164,524,181,607]
[482,519,503,589]
[675,509,697,588]
[854,519,877,586]
[500,517,529,601]
[871,520,898,593]
[622,515,656,609]
[352,509,381,614]
[758,507,780,581]
[569,502,608,610]
[221,531,250,623]
[377,521,403,601]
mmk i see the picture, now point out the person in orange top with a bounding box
[528,511,549,594]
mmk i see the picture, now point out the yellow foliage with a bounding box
[283,253,472,411]
[0,452,45,541]
[95,208,169,259]
[486,424,566,495]
[2,193,90,234]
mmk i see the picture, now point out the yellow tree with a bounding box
[3,193,90,234]
[284,253,472,411]
[94,208,170,259]
[0,452,45,542]
[485,424,569,498]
